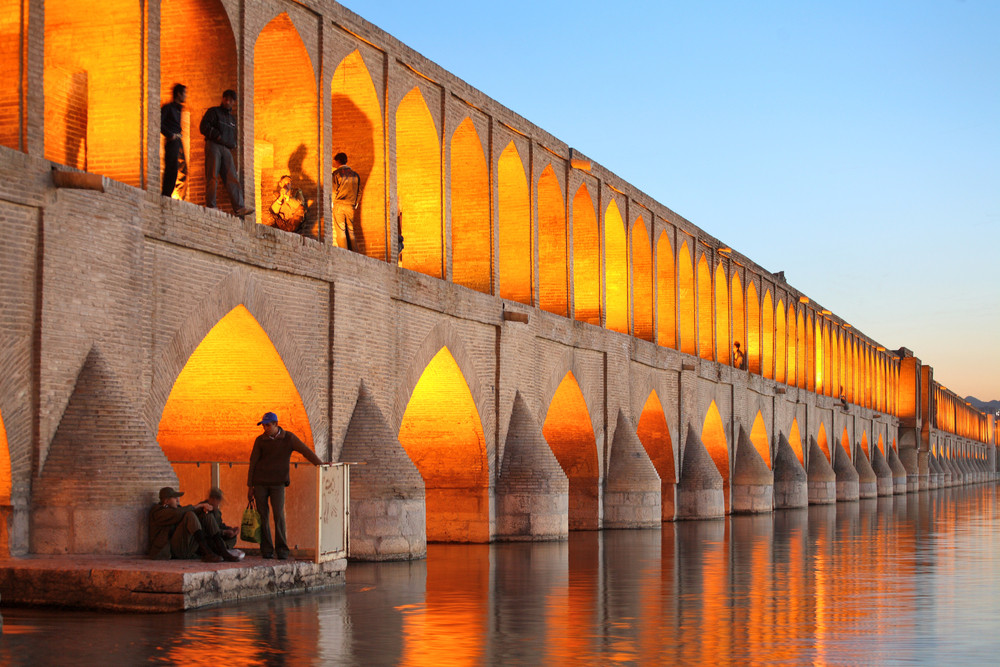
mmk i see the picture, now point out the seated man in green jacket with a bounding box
[148,486,242,563]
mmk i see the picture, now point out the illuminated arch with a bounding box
[656,232,675,348]
[833,330,842,399]
[450,118,491,293]
[746,282,760,374]
[537,164,567,316]
[604,201,628,334]
[860,431,870,459]
[794,310,805,389]
[702,402,730,508]
[631,216,653,342]
[161,0,238,205]
[697,254,713,360]
[731,272,744,364]
[254,13,319,231]
[396,87,443,278]
[775,300,786,384]
[876,432,885,456]
[788,419,804,465]
[332,50,386,258]
[841,427,851,458]
[44,0,143,185]
[786,304,797,386]
[750,411,770,469]
[636,390,675,520]
[848,338,856,404]
[805,314,815,393]
[543,372,600,530]
[399,347,489,543]
[158,305,314,462]
[498,141,532,305]
[0,409,10,502]
[817,423,830,461]
[0,3,23,151]
[814,317,825,395]
[761,290,774,379]
[572,184,600,325]
[678,242,696,355]
[715,264,729,364]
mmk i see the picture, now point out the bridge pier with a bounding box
[806,437,837,505]
[602,413,661,529]
[833,443,860,502]
[773,434,808,509]
[731,427,774,514]
[887,447,908,495]
[855,449,878,499]
[675,430,725,520]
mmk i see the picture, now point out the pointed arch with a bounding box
[498,141,532,305]
[396,86,443,278]
[797,309,807,389]
[543,372,600,530]
[750,411,771,469]
[786,304,797,387]
[0,409,10,502]
[332,49,385,257]
[572,184,600,325]
[841,427,851,459]
[715,263,730,365]
[636,391,675,520]
[538,164,567,316]
[450,117,491,293]
[860,431,870,459]
[399,347,489,542]
[746,281,760,374]
[789,419,804,465]
[702,402,730,509]
[814,317,825,395]
[876,432,885,456]
[254,13,319,231]
[158,305,313,462]
[604,200,629,334]
[731,272,744,365]
[697,254,713,361]
[805,312,815,393]
[678,241,696,355]
[775,300,786,384]
[817,423,830,462]
[631,216,653,342]
[656,232,675,348]
[761,290,774,379]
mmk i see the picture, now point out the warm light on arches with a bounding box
[817,423,830,461]
[702,402,729,482]
[538,164,567,316]
[543,372,600,530]
[697,255,713,361]
[731,272,744,364]
[396,87,442,278]
[775,301,786,384]
[678,242,696,355]
[636,390,675,521]
[0,410,10,501]
[450,118,491,293]
[572,185,600,325]
[498,142,532,305]
[841,427,851,458]
[746,282,760,374]
[158,305,313,462]
[604,201,629,334]
[860,431,870,458]
[715,264,730,365]
[786,305,797,386]
[750,412,770,469]
[631,216,653,342]
[788,419,804,465]
[399,347,489,542]
[762,290,774,379]
[877,433,885,456]
[656,233,676,349]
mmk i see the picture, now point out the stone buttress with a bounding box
[675,429,725,519]
[603,411,661,528]
[773,434,807,509]
[854,447,878,499]
[806,437,836,505]
[832,441,860,501]
[731,426,773,514]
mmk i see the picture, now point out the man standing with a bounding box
[161,83,188,200]
[148,486,241,562]
[331,152,362,251]
[247,412,326,560]
[199,89,254,218]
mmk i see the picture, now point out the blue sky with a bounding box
[345,1,1000,401]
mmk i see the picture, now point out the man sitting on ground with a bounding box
[148,486,242,563]
[201,486,240,552]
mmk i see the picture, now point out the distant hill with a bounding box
[965,396,1000,416]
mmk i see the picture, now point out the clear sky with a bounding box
[344,0,1000,402]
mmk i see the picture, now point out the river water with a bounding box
[3,485,1000,665]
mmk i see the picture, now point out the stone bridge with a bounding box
[0,0,995,559]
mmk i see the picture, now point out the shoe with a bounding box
[261,553,274,559]
[235,206,254,218]
[231,549,245,559]
[202,552,223,563]
[222,549,243,562]
[276,552,290,561]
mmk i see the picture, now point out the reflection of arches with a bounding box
[636,390,675,519]
[161,0,238,206]
[817,423,830,461]
[656,232,675,348]
[746,282,760,374]
[702,402,730,509]
[572,184,600,325]
[697,255,713,360]
[396,87,442,278]
[332,50,386,258]
[788,419,804,465]
[543,372,600,530]
[498,142,532,305]
[604,201,628,334]
[0,409,10,502]
[44,0,143,185]
[537,164,567,315]
[775,300,786,384]
[678,242,696,355]
[715,264,729,365]
[450,118,491,293]
[254,13,319,232]
[750,412,770,469]
[399,347,489,543]
[631,217,653,342]
[158,305,313,462]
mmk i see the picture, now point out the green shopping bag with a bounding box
[241,499,262,543]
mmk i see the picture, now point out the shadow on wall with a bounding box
[331,94,374,253]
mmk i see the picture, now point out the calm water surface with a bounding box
[3,485,1000,665]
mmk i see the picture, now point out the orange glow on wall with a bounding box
[841,427,851,458]
[498,141,532,305]
[697,255,713,361]
[731,272,744,364]
[775,301,786,384]
[715,264,730,365]
[398,347,489,542]
[745,283,761,375]
[0,2,23,151]
[789,419,804,465]
[656,232,676,349]
[158,305,313,463]
[678,242,696,355]
[254,13,319,231]
[750,411,771,469]
[805,313,815,393]
[631,216,653,342]
[876,433,885,456]
[636,391,675,519]
[786,305,797,386]
[797,309,808,390]
[543,372,600,530]
[817,423,830,462]
[814,317,824,394]
[161,0,237,207]
[44,0,142,185]
[332,50,386,258]
[450,118,491,293]
[860,432,870,459]
[702,401,730,484]
[396,86,443,278]
[761,290,774,379]
[537,164,568,316]
[604,201,629,334]
[572,184,600,325]
[0,409,10,501]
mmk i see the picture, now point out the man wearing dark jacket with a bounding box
[247,412,326,559]
[199,89,253,218]
[148,486,242,562]
[161,83,188,199]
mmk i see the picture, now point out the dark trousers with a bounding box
[253,484,287,557]
[162,137,187,199]
[170,510,221,559]
[204,140,245,210]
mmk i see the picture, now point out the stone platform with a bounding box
[0,555,346,612]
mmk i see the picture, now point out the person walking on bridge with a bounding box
[200,89,254,218]
[247,412,326,559]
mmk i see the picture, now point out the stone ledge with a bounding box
[0,555,346,612]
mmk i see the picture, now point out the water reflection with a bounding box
[3,485,1000,665]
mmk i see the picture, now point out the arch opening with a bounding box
[746,282,760,374]
[678,242,696,356]
[0,1,24,151]
[817,423,830,462]
[399,347,489,543]
[841,427,851,459]
[450,118,491,293]
[702,402,730,510]
[498,142,532,305]
[789,419,804,465]
[543,372,600,530]
[786,305,797,387]
[775,300,786,384]
[572,185,600,325]
[396,86,442,278]
[631,216,653,342]
[537,164,567,315]
[750,411,771,469]
[715,264,729,364]
[860,431,870,459]
[761,290,774,379]
[0,409,10,502]
[656,233,675,348]
[697,255,713,361]
[636,390,675,520]
[604,201,628,334]
[731,272,744,367]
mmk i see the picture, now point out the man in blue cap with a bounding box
[247,411,326,559]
